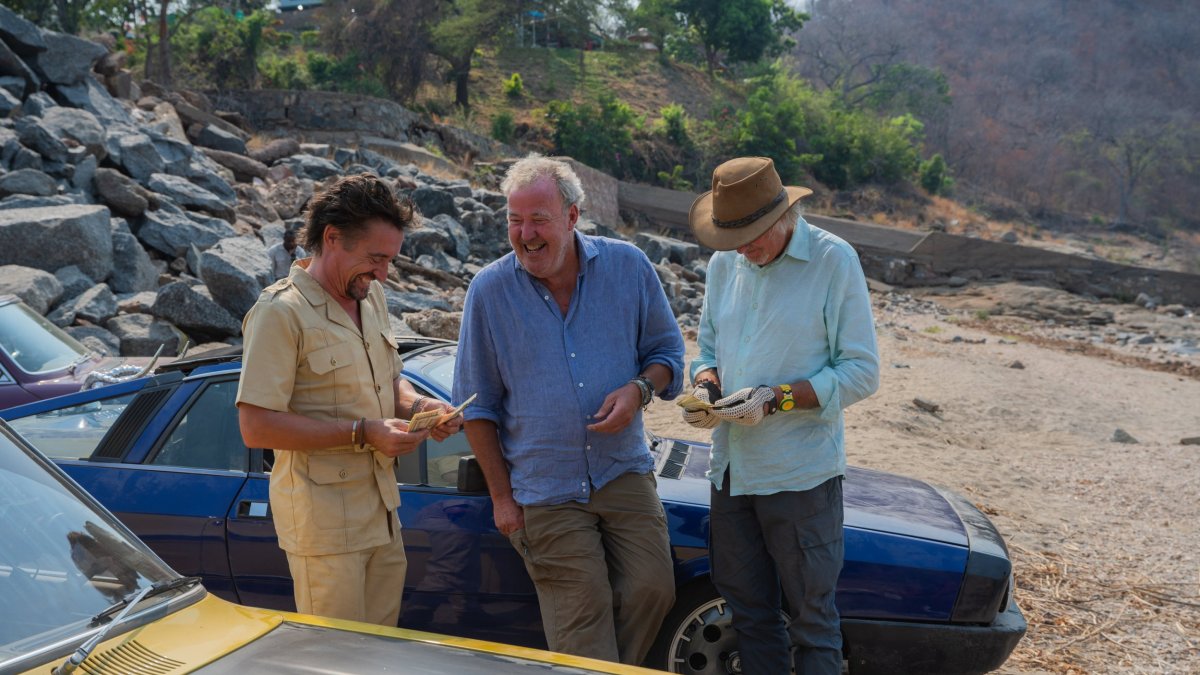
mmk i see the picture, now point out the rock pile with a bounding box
[0,12,709,356]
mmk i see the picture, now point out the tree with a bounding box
[319,0,440,103]
[429,0,518,110]
[673,0,805,76]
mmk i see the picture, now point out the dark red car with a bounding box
[0,295,157,409]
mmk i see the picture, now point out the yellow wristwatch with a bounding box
[778,383,795,411]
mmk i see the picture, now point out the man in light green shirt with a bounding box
[684,157,880,674]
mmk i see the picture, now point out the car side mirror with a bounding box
[456,456,488,493]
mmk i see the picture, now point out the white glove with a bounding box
[682,382,722,429]
[712,385,777,426]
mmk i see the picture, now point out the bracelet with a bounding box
[630,376,654,408]
[410,396,427,418]
[355,417,367,449]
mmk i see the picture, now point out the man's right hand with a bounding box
[492,494,525,536]
[365,418,430,458]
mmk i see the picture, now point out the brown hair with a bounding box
[302,173,416,254]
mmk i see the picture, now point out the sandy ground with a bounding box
[643,291,1200,674]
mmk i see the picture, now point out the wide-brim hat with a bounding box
[689,157,812,251]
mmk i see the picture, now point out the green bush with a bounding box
[258,52,309,90]
[656,103,690,147]
[919,153,953,195]
[503,72,524,99]
[491,111,515,144]
[172,7,273,89]
[300,30,321,49]
[546,93,635,175]
[657,164,693,190]
[720,70,924,189]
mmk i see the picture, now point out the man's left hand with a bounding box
[712,385,777,426]
[428,401,464,441]
[587,382,642,433]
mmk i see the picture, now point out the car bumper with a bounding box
[842,596,1027,675]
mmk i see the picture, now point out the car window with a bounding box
[425,433,472,488]
[0,301,90,373]
[151,380,247,472]
[7,392,137,460]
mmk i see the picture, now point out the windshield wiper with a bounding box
[91,576,202,626]
[52,577,202,675]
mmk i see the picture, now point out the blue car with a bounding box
[2,340,1025,674]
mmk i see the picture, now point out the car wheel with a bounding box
[646,581,743,674]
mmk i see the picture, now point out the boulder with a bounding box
[179,154,237,205]
[0,87,18,116]
[0,5,48,56]
[0,194,80,210]
[267,176,313,220]
[0,75,25,99]
[70,154,97,195]
[401,227,454,260]
[148,101,188,143]
[0,169,57,197]
[249,137,300,165]
[634,232,700,266]
[276,153,342,181]
[202,147,268,182]
[93,167,153,218]
[410,186,459,220]
[30,30,106,85]
[138,202,238,257]
[105,312,186,356]
[65,324,121,355]
[0,204,112,280]
[383,288,452,318]
[53,75,135,127]
[416,250,464,276]
[425,213,471,260]
[147,172,235,221]
[192,123,247,155]
[198,236,271,318]
[59,283,118,324]
[150,280,241,340]
[0,264,62,314]
[116,290,157,314]
[403,308,462,340]
[234,183,280,226]
[54,265,95,300]
[15,115,69,164]
[109,230,158,293]
[166,94,246,141]
[0,37,40,98]
[106,127,165,181]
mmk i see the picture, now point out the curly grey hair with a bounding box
[500,154,586,213]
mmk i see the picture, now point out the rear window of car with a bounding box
[7,392,137,460]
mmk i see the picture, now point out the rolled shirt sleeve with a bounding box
[636,252,685,399]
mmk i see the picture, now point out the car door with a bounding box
[73,376,251,599]
[397,390,545,648]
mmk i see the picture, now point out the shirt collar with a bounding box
[288,258,328,307]
[736,212,812,269]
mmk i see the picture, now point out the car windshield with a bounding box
[0,302,91,374]
[0,426,176,664]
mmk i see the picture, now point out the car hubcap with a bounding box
[667,597,741,674]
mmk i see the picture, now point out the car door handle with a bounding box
[237,500,271,519]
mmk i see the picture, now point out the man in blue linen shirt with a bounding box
[683,157,880,674]
[453,155,684,665]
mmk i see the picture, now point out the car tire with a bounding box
[646,580,742,674]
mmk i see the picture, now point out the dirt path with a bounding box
[643,292,1200,674]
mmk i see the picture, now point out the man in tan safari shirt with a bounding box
[237,173,462,626]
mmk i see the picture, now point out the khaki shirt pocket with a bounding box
[308,453,374,531]
[298,341,361,409]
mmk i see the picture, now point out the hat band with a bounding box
[712,189,787,229]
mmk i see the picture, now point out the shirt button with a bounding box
[586,445,592,450]
[570,353,576,358]
[544,295,550,300]
[376,385,382,392]
[338,469,347,479]
[744,336,750,343]
[578,382,584,388]
[331,358,337,365]
[752,303,758,309]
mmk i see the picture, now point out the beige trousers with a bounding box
[509,471,675,665]
[286,532,407,626]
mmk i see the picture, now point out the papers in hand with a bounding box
[407,393,477,432]
[676,394,714,413]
